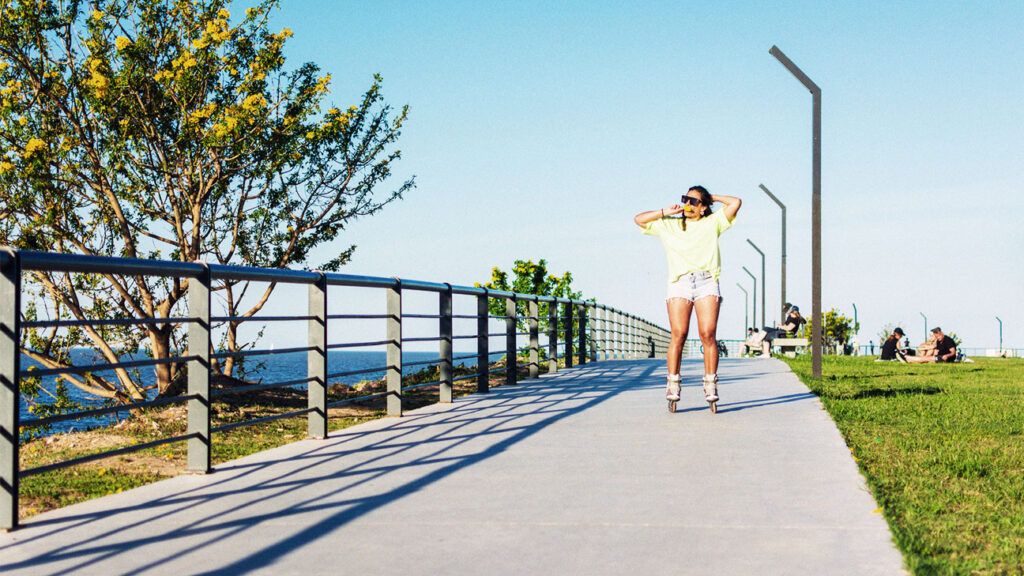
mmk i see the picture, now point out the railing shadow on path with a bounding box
[1,360,659,576]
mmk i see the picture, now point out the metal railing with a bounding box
[0,248,670,529]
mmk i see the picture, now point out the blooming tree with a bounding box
[0,0,413,405]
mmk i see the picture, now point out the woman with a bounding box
[879,327,907,362]
[634,185,742,413]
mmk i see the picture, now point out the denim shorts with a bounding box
[666,271,721,303]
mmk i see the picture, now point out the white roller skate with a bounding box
[702,374,719,414]
[666,374,681,413]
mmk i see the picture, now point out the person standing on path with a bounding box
[634,186,742,412]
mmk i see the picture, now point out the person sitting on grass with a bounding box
[879,327,908,362]
[906,327,958,363]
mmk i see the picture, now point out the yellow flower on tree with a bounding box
[241,93,267,112]
[115,36,132,51]
[0,161,14,174]
[23,138,46,158]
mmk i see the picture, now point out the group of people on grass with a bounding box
[879,326,959,363]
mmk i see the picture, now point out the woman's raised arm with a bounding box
[712,195,742,222]
[634,204,684,227]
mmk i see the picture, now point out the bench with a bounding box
[772,337,809,358]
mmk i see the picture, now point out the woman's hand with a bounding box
[663,204,685,216]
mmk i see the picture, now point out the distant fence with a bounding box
[0,248,674,530]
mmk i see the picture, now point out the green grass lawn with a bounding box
[783,356,1024,575]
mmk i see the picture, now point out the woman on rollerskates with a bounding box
[634,186,742,413]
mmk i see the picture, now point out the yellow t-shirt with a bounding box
[640,210,734,282]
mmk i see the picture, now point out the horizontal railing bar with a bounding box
[326,340,393,350]
[401,336,443,343]
[327,364,390,380]
[22,355,194,378]
[402,314,442,319]
[20,433,195,477]
[486,333,506,338]
[212,315,315,323]
[22,316,194,329]
[209,263,321,284]
[451,353,478,361]
[211,377,316,398]
[401,379,443,392]
[488,315,516,320]
[20,394,196,429]
[452,372,482,382]
[326,390,389,408]
[211,407,315,434]
[324,273,398,289]
[451,335,479,340]
[451,314,481,319]
[398,279,449,292]
[17,250,205,277]
[515,332,530,336]
[326,313,391,320]
[210,346,315,360]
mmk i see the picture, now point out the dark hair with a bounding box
[687,185,714,217]
[679,185,713,231]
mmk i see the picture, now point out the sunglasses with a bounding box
[680,195,702,207]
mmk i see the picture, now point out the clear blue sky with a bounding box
[241,0,1023,351]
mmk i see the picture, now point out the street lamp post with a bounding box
[742,266,757,330]
[759,183,786,324]
[747,239,766,330]
[852,303,858,356]
[736,283,749,333]
[997,316,1003,354]
[920,312,927,339]
[770,45,822,378]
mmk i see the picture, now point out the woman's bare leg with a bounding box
[666,297,694,375]
[694,296,722,375]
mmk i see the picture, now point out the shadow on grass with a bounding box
[819,386,944,400]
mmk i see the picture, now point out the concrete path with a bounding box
[1,358,905,575]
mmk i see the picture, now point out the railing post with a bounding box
[187,263,212,473]
[387,280,402,416]
[505,296,517,385]
[601,306,610,360]
[563,301,573,368]
[308,273,328,439]
[1,249,21,531]
[589,305,599,361]
[547,299,558,373]
[577,303,587,365]
[629,315,637,359]
[528,298,539,379]
[439,284,453,403]
[476,289,489,393]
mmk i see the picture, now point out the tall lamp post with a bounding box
[852,303,859,356]
[746,239,766,329]
[759,183,787,324]
[737,283,749,333]
[997,316,1003,354]
[920,312,928,339]
[742,266,757,330]
[770,45,822,378]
